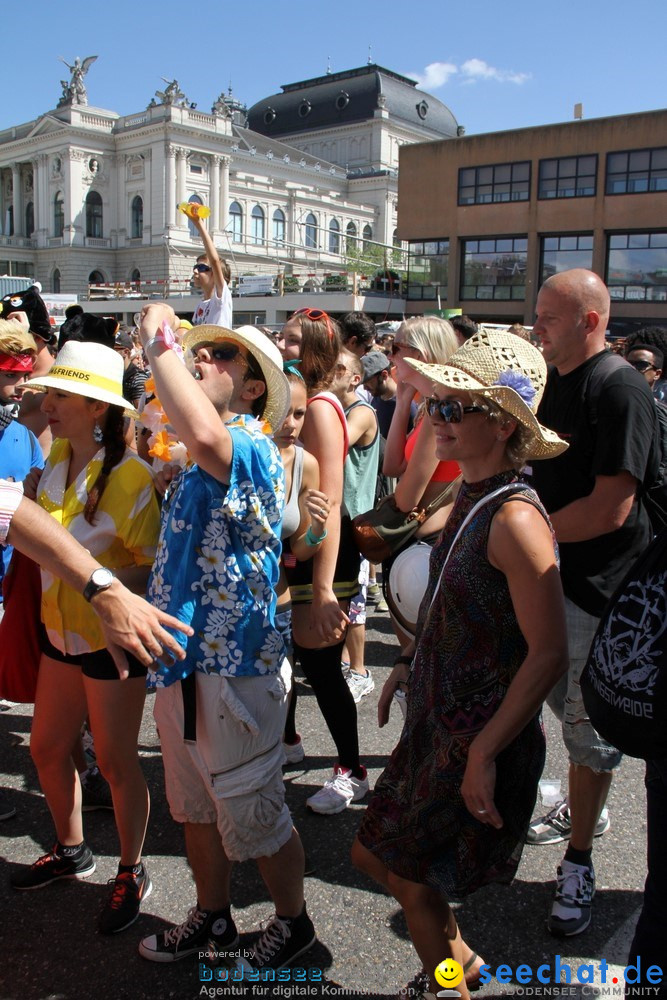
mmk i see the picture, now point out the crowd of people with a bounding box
[0,250,665,998]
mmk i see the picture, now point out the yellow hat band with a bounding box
[48,366,122,395]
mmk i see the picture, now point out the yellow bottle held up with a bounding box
[178,202,211,220]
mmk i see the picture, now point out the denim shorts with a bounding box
[547,597,623,772]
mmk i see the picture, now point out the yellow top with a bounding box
[37,438,159,655]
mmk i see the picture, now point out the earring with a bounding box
[93,422,103,443]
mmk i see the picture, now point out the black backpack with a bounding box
[586,352,666,530]
[581,528,667,759]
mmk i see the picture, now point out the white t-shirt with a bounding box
[192,282,233,328]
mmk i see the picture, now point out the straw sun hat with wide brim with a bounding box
[182,324,290,432]
[23,340,139,419]
[404,329,568,461]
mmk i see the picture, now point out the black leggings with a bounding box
[292,639,361,774]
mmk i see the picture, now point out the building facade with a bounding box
[0,64,459,323]
[398,108,667,335]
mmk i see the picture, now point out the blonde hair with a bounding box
[339,348,363,379]
[398,316,458,365]
[0,320,38,357]
[471,394,533,470]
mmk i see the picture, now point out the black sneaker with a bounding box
[98,868,153,934]
[139,905,238,962]
[250,906,316,970]
[11,843,96,890]
[81,767,114,812]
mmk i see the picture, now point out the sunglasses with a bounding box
[628,359,657,373]
[391,341,415,355]
[193,263,212,274]
[292,307,335,339]
[208,342,263,382]
[426,398,486,422]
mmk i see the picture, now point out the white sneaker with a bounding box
[306,766,369,815]
[345,668,375,704]
[282,736,305,765]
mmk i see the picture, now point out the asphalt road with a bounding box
[0,600,648,1000]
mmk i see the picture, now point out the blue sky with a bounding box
[3,0,666,136]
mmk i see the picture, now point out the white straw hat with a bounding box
[182,324,290,432]
[404,329,568,460]
[24,340,139,418]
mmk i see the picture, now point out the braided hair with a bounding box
[83,404,127,524]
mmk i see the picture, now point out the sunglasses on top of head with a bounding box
[292,307,335,339]
[426,398,486,423]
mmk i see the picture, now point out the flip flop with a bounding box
[464,952,483,992]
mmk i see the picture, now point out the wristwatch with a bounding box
[83,567,115,602]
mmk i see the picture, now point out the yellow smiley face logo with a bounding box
[435,959,464,989]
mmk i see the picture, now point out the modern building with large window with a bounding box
[398,108,667,335]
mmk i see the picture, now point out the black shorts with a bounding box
[285,512,360,604]
[39,626,147,681]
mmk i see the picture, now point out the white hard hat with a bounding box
[387,542,432,636]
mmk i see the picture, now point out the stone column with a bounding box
[12,164,22,237]
[219,155,230,234]
[176,148,187,227]
[165,144,176,229]
[287,192,297,248]
[210,155,220,234]
[34,154,49,247]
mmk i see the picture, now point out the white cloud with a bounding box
[408,61,458,89]
[408,58,531,90]
[460,58,531,85]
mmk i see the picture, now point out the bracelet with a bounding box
[143,336,164,352]
[394,654,413,667]
[305,525,328,546]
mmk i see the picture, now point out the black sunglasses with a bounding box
[628,359,657,373]
[209,342,262,381]
[193,263,211,273]
[426,398,486,423]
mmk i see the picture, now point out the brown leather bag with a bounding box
[352,477,460,562]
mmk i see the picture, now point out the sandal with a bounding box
[464,952,484,992]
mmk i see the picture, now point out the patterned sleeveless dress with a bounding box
[357,470,553,898]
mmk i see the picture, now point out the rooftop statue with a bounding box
[57,55,97,106]
[155,79,188,107]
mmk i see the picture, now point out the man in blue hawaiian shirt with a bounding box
[136,304,315,971]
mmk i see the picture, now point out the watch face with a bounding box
[91,568,114,587]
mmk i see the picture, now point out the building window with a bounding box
[458,162,531,205]
[190,163,203,174]
[131,268,141,285]
[272,208,285,244]
[407,239,449,301]
[54,192,64,237]
[131,196,143,238]
[25,202,34,238]
[187,195,203,238]
[6,205,13,237]
[362,224,373,249]
[460,237,528,301]
[89,269,105,285]
[304,213,317,249]
[538,156,597,199]
[606,147,667,195]
[85,191,103,238]
[329,218,341,255]
[52,268,61,294]
[540,234,594,282]
[229,201,243,243]
[606,232,667,302]
[346,221,357,253]
[251,205,265,245]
